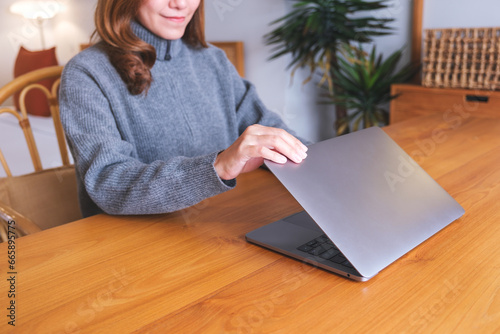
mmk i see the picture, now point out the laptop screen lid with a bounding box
[264,127,465,278]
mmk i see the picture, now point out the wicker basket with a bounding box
[422,27,500,90]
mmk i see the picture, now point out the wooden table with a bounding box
[1,114,500,333]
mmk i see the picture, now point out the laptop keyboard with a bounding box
[297,234,354,268]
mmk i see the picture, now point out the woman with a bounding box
[59,0,308,217]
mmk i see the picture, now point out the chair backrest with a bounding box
[0,65,69,176]
[0,165,81,232]
[0,66,82,239]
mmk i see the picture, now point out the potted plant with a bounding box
[327,44,419,135]
[265,0,394,134]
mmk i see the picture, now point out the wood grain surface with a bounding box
[390,84,500,124]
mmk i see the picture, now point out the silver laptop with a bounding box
[245,126,465,281]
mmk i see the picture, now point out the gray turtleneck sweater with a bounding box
[59,22,294,217]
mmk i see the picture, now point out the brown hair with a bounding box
[93,0,207,95]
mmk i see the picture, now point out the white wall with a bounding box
[424,0,500,29]
[1,0,500,142]
[204,0,289,128]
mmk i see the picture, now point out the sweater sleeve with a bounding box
[213,49,308,143]
[59,63,235,216]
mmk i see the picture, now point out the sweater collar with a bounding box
[131,21,182,61]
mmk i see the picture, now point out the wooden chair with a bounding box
[0,66,81,241]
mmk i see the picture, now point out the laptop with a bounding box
[245,126,465,281]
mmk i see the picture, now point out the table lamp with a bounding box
[9,1,65,116]
[9,0,64,49]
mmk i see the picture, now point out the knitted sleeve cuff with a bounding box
[209,151,237,189]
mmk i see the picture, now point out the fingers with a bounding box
[244,125,308,164]
[214,125,308,180]
[247,144,287,164]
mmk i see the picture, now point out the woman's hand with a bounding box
[214,124,308,180]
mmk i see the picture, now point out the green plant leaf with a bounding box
[327,43,417,132]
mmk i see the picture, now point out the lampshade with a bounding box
[9,1,64,20]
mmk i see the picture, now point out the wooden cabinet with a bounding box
[390,84,500,124]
